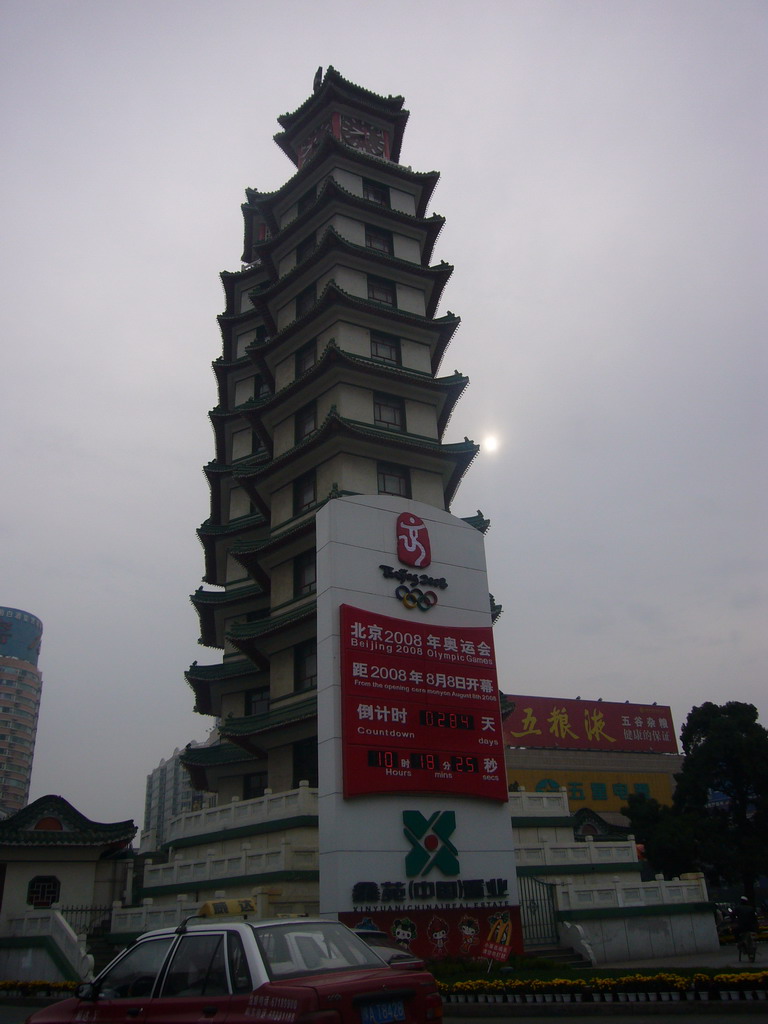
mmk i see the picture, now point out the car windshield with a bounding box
[252,921,386,979]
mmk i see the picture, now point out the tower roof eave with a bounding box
[273,66,409,166]
[248,230,453,335]
[247,282,460,386]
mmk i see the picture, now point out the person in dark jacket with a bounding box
[732,895,758,938]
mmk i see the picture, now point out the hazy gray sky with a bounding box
[2,0,765,829]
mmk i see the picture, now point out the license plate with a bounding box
[360,998,406,1024]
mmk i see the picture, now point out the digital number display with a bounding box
[366,750,478,773]
[419,710,475,731]
[367,749,398,768]
[409,752,440,770]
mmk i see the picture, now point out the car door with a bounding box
[80,936,175,1024]
[146,930,242,1024]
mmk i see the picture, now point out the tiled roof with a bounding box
[179,742,255,768]
[185,659,258,683]
[251,228,452,332]
[274,67,409,166]
[242,342,467,444]
[242,142,439,257]
[0,795,136,848]
[244,178,445,283]
[220,696,317,739]
[233,407,478,507]
[240,283,460,384]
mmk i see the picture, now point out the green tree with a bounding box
[621,793,698,879]
[622,702,768,897]
[673,701,768,899]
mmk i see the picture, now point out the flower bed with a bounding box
[0,981,78,998]
[437,969,768,1003]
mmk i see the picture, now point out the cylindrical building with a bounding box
[0,607,43,816]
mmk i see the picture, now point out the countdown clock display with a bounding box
[339,604,507,800]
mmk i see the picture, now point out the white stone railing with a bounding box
[556,871,710,911]
[5,908,94,980]
[143,840,318,889]
[515,836,637,869]
[111,899,202,935]
[507,788,570,817]
[163,782,317,845]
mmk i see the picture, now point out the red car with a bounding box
[26,917,442,1024]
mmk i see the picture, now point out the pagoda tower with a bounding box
[166,68,496,916]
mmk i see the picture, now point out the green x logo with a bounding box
[403,810,460,877]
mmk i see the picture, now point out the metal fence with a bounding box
[518,875,559,947]
[59,905,112,937]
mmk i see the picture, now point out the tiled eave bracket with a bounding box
[235,178,445,285]
[233,408,479,512]
[243,282,460,387]
[180,741,258,791]
[247,227,453,338]
[241,341,468,450]
[219,695,318,754]
[196,514,268,587]
[227,602,316,663]
[186,658,264,716]
[191,584,268,649]
[231,517,316,589]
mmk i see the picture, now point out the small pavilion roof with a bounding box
[0,795,136,849]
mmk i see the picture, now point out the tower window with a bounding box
[292,737,318,788]
[373,392,405,431]
[295,339,317,377]
[377,462,411,498]
[296,284,317,318]
[363,179,390,208]
[295,402,317,443]
[294,551,316,598]
[293,471,317,515]
[243,772,268,800]
[370,331,401,365]
[365,225,394,255]
[296,232,316,264]
[294,639,317,692]
[297,186,316,215]
[244,687,270,717]
[367,276,396,306]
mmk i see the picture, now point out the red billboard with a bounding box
[503,695,678,754]
[340,605,508,800]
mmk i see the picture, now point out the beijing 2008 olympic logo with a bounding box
[395,585,438,612]
[377,512,447,612]
[397,513,431,568]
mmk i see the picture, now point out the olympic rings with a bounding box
[394,585,438,612]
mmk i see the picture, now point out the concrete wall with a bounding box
[560,908,720,965]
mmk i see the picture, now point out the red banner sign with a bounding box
[340,605,507,800]
[503,695,678,754]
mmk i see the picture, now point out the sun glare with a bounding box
[483,435,499,452]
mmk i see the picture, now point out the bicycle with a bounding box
[737,930,757,963]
